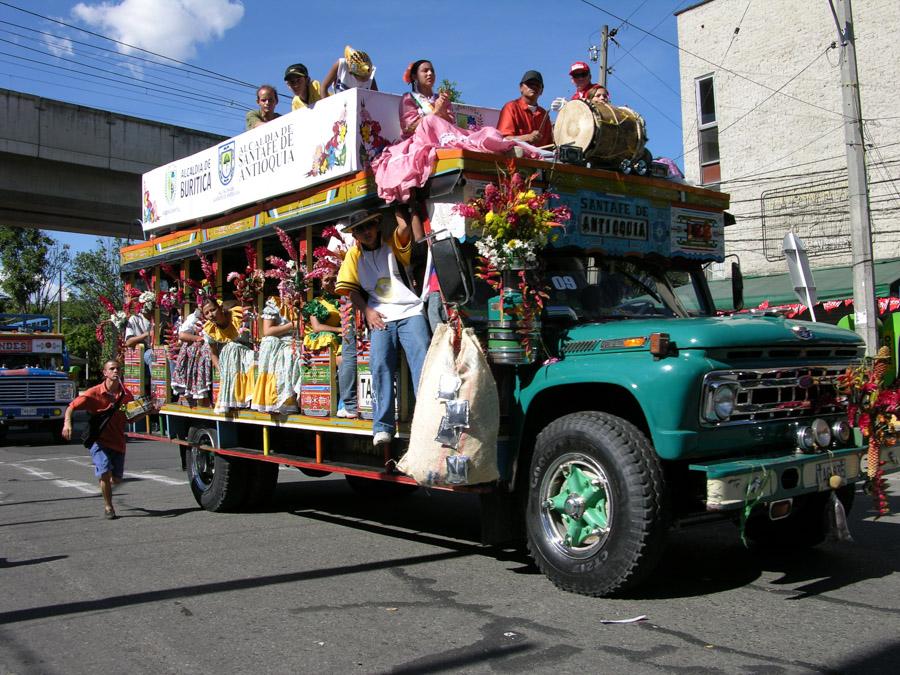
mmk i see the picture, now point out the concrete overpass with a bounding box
[0,88,226,238]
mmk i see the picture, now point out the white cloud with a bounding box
[71,0,244,61]
[43,34,75,57]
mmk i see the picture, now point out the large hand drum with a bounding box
[553,99,647,165]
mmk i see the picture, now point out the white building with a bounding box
[676,0,900,298]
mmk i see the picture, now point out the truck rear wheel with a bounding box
[744,486,854,551]
[526,411,667,597]
[187,429,248,511]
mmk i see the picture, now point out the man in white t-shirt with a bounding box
[124,297,155,393]
[335,209,429,449]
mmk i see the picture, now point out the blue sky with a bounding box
[0,0,690,255]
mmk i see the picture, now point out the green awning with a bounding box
[709,257,900,309]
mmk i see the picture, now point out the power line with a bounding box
[674,44,835,163]
[719,0,753,64]
[0,19,252,94]
[576,0,848,121]
[0,0,254,88]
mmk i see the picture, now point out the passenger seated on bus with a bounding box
[246,84,281,130]
[284,63,322,111]
[251,295,301,414]
[497,70,553,147]
[200,297,256,413]
[335,209,430,449]
[124,293,156,393]
[321,45,378,96]
[171,307,213,407]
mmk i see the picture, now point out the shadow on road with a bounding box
[0,555,67,568]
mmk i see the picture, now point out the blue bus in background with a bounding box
[0,314,75,443]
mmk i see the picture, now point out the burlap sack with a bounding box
[399,323,500,486]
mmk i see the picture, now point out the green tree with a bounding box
[65,238,124,374]
[0,226,65,312]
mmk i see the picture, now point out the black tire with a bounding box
[744,485,855,551]
[243,461,279,509]
[526,411,668,597]
[344,474,419,498]
[186,429,249,511]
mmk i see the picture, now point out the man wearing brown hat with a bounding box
[335,209,429,451]
[496,70,553,147]
[284,63,322,111]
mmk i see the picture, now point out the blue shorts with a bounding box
[90,444,125,479]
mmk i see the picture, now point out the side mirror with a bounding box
[731,261,744,311]
[431,236,473,306]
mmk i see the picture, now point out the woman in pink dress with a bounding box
[373,59,541,206]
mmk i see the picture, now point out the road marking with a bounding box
[10,464,99,494]
[127,472,187,486]
[1,456,85,464]
[52,480,99,494]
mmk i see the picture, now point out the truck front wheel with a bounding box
[187,429,248,511]
[526,411,667,597]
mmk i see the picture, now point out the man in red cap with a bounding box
[550,61,597,112]
[568,61,596,100]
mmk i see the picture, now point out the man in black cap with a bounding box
[284,63,322,111]
[496,70,553,147]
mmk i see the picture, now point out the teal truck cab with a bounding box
[124,87,895,596]
[0,314,76,442]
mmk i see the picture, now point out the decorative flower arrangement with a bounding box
[265,227,308,311]
[95,295,128,356]
[837,345,897,517]
[227,243,265,306]
[456,161,571,271]
[454,162,571,361]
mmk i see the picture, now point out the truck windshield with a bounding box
[0,355,62,370]
[543,255,710,322]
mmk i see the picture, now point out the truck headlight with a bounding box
[811,418,832,448]
[55,381,75,401]
[704,382,738,422]
[832,419,851,444]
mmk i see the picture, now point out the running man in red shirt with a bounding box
[62,360,134,519]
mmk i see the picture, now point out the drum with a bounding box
[553,99,647,165]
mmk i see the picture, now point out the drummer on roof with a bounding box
[497,70,553,147]
[568,61,596,100]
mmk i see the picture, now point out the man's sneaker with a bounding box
[336,408,358,419]
[373,431,392,447]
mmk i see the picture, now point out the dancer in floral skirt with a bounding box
[201,297,255,413]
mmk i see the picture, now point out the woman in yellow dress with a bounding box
[252,296,302,413]
[200,297,256,413]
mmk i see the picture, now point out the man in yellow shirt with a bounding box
[335,210,429,450]
[284,63,322,111]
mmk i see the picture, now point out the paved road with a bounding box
[1,428,898,674]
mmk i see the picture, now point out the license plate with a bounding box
[804,457,855,490]
[19,407,36,417]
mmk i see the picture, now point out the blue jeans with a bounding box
[338,312,357,413]
[369,313,430,436]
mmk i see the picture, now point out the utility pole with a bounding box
[599,25,609,87]
[832,0,877,354]
[57,268,62,333]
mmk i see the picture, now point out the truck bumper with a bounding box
[0,405,68,424]
[690,445,900,511]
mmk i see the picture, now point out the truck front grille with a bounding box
[701,364,848,425]
[0,379,57,404]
